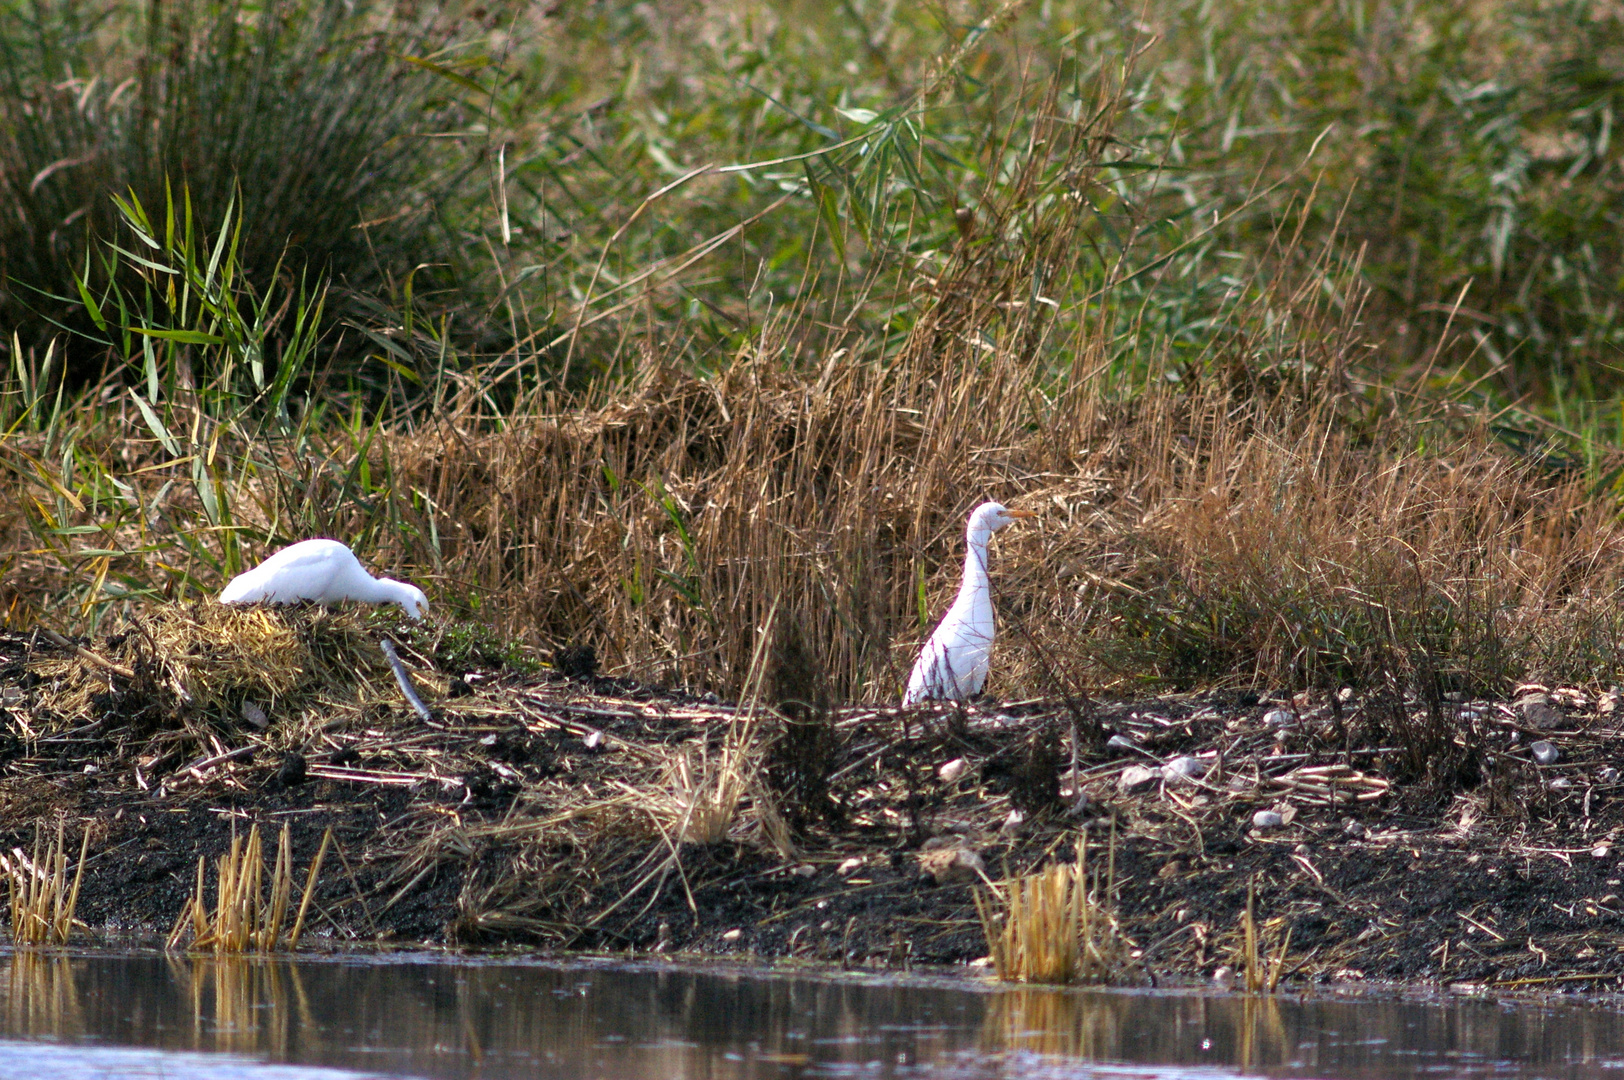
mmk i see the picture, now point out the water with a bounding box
[0,952,1621,1079]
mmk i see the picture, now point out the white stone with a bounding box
[1262,708,1295,728]
[1119,764,1159,791]
[1162,756,1208,785]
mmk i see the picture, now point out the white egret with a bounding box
[904,501,1035,704]
[219,539,429,619]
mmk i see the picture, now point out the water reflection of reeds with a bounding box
[3,952,83,1039]
[981,986,1289,1069]
[167,956,314,1057]
[4,956,1624,1080]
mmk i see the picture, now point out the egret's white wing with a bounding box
[220,540,355,604]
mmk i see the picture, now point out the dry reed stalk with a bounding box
[5,820,88,946]
[1235,878,1293,992]
[975,834,1127,984]
[1242,875,1261,992]
[623,601,779,846]
[166,823,327,954]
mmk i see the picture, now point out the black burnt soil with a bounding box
[3,625,1624,992]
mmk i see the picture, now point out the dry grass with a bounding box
[10,277,1624,709]
[0,52,1621,717]
[4,821,88,946]
[166,823,330,954]
[976,835,1129,984]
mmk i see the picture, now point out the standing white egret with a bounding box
[219,539,429,619]
[904,502,1036,704]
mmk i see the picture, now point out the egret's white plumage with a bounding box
[904,502,1035,704]
[219,539,429,619]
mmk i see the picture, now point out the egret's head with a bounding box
[968,501,1037,535]
[392,583,430,620]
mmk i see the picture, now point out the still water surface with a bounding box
[0,952,1619,1080]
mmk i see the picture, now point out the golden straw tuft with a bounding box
[975,832,1128,984]
[167,824,331,954]
[5,820,88,946]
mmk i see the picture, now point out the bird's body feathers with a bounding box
[219,539,428,619]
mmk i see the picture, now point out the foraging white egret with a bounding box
[904,502,1035,704]
[219,539,429,619]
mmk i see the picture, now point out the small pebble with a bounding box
[1000,809,1025,835]
[1343,819,1368,839]
[793,864,817,877]
[583,729,605,751]
[1212,966,1236,991]
[1530,740,1559,765]
[1593,844,1612,859]
[938,758,968,783]
[722,928,742,942]
[1106,734,1141,754]
[1600,766,1620,784]
[1294,843,1312,856]
[1162,755,1209,784]
[1262,708,1295,728]
[1252,810,1284,831]
[1549,777,1573,790]
[837,857,864,875]
[240,701,269,730]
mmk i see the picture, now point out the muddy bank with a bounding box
[1,611,1622,991]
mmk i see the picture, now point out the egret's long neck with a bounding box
[367,577,411,606]
[957,524,993,603]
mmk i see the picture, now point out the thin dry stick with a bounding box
[288,827,333,948]
[380,637,432,721]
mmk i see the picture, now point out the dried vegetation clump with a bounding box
[977,835,1130,984]
[167,822,329,954]
[23,603,427,744]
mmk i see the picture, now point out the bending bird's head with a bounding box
[386,581,430,620]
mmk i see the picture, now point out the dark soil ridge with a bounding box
[1,619,1622,992]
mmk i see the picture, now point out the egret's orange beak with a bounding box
[1004,509,1038,520]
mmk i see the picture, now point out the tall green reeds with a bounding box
[0,0,458,379]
